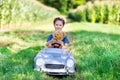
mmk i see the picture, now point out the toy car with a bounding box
[34,47,76,75]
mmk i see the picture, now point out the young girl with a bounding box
[46,17,69,51]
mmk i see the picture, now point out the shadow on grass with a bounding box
[0,46,45,79]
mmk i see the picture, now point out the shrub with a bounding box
[109,3,120,24]
[93,5,103,23]
[85,7,96,23]
[0,0,59,27]
[38,0,73,14]
[67,1,120,25]
[37,0,91,14]
[103,4,109,24]
[68,10,86,22]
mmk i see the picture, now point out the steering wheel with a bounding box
[51,42,62,48]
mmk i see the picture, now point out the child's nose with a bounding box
[57,26,61,28]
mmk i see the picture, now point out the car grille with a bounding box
[45,64,65,69]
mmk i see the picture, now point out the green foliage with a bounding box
[74,0,86,5]
[38,0,75,14]
[68,1,120,25]
[68,10,86,22]
[93,5,103,23]
[37,0,91,14]
[85,7,96,23]
[103,5,109,24]
[109,3,120,24]
[0,0,59,26]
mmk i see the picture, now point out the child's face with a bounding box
[54,20,64,31]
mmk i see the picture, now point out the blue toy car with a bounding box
[34,48,76,75]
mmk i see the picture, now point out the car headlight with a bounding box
[67,59,74,68]
[36,58,44,66]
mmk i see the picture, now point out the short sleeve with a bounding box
[47,34,53,42]
[62,36,69,44]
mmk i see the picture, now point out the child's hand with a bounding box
[62,43,69,52]
[46,42,52,48]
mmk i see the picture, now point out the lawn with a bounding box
[0,22,120,80]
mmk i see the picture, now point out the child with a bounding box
[46,17,69,51]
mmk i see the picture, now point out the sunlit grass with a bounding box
[64,22,120,35]
[0,22,120,80]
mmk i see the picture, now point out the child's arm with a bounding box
[46,34,53,48]
[46,40,53,48]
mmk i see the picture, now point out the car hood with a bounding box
[35,48,71,64]
[44,57,66,64]
[42,48,70,64]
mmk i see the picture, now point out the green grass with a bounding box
[0,22,120,80]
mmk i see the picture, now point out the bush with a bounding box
[93,5,103,23]
[103,5,109,24]
[0,0,59,26]
[38,0,73,14]
[68,10,86,22]
[85,7,96,23]
[37,0,91,14]
[109,3,119,24]
[67,1,120,25]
